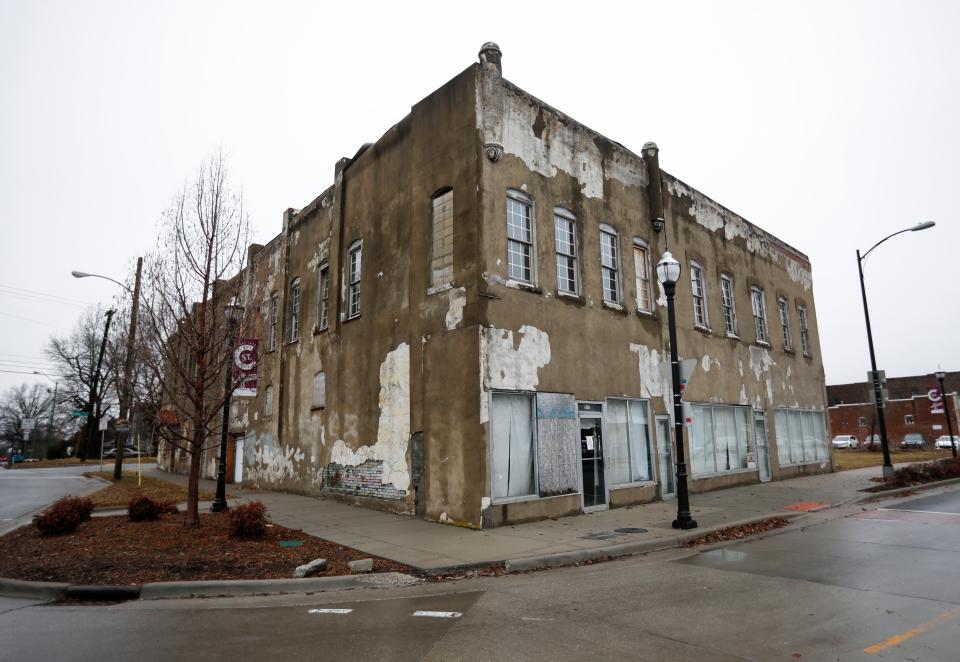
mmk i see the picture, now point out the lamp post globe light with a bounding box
[856,221,935,479]
[656,250,697,530]
[935,370,957,458]
[211,303,245,512]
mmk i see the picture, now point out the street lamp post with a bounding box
[856,221,935,479]
[73,259,142,479]
[211,303,244,513]
[935,370,957,458]
[656,250,697,530]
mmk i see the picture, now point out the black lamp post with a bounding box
[857,221,935,479]
[656,250,697,530]
[211,303,244,513]
[935,370,957,458]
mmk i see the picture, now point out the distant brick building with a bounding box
[827,372,959,446]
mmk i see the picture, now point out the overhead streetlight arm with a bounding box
[71,271,133,294]
[860,221,936,262]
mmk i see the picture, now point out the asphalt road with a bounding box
[2,488,960,661]
[0,465,101,534]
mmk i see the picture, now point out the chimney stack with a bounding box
[479,42,502,75]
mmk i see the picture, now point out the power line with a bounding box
[0,290,89,309]
[0,282,94,306]
[0,311,67,330]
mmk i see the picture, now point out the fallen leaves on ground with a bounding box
[684,518,789,547]
[0,512,412,585]
[863,458,960,492]
[83,473,216,508]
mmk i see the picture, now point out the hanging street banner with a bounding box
[929,387,945,414]
[233,338,259,397]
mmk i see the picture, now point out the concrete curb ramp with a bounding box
[504,513,803,573]
[0,572,420,602]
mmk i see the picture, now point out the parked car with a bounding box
[831,435,859,449]
[900,433,926,450]
[863,434,881,449]
[935,435,960,450]
[103,446,140,459]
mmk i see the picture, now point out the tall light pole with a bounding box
[33,372,59,459]
[857,221,935,478]
[935,370,956,458]
[211,303,244,512]
[656,250,697,530]
[73,258,142,479]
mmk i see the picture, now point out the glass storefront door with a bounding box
[578,403,607,510]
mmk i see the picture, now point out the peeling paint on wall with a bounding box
[482,325,551,391]
[630,343,673,415]
[749,345,776,403]
[445,287,466,330]
[328,342,411,492]
[786,259,813,292]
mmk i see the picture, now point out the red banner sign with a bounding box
[233,338,258,397]
[929,387,944,414]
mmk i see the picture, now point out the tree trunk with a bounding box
[184,425,204,527]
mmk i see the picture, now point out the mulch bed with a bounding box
[684,518,789,547]
[0,513,413,585]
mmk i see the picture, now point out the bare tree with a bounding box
[45,306,119,460]
[137,153,250,527]
[0,383,53,457]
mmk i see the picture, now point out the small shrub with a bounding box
[229,501,268,539]
[33,496,94,536]
[128,494,178,522]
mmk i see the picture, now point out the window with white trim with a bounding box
[798,304,811,355]
[775,408,829,465]
[690,261,708,327]
[430,189,454,288]
[316,265,329,330]
[288,278,301,342]
[633,240,652,312]
[599,224,621,304]
[606,398,653,484]
[506,191,534,283]
[490,392,536,499]
[690,404,752,475]
[778,296,792,350]
[751,286,769,344]
[268,292,278,351]
[347,240,362,319]
[720,273,737,336]
[554,209,578,294]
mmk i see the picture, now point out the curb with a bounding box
[853,476,960,504]
[0,572,421,602]
[503,512,802,573]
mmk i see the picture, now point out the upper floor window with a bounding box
[751,286,769,344]
[554,208,578,294]
[506,190,534,283]
[690,261,708,328]
[347,240,362,319]
[430,189,454,288]
[268,292,279,351]
[599,225,621,304]
[288,278,301,342]
[798,304,811,355]
[720,273,737,336]
[316,265,329,331]
[778,296,792,350]
[633,239,652,313]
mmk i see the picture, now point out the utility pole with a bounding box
[114,257,142,480]
[83,308,115,462]
[46,380,58,459]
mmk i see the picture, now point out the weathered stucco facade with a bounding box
[161,44,832,528]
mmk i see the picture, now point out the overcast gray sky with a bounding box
[1,0,958,396]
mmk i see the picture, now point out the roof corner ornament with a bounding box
[484,142,504,162]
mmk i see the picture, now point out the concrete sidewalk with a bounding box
[147,466,894,574]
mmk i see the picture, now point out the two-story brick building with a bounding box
[160,43,832,528]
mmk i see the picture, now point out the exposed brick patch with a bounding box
[322,460,406,501]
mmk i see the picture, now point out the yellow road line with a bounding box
[863,606,960,654]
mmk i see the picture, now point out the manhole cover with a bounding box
[614,527,648,534]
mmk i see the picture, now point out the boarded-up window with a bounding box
[431,189,454,288]
[535,393,579,496]
[491,392,536,499]
[313,371,326,409]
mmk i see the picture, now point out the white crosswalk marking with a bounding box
[308,608,353,614]
[413,611,462,619]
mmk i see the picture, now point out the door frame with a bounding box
[655,415,677,499]
[576,401,609,512]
